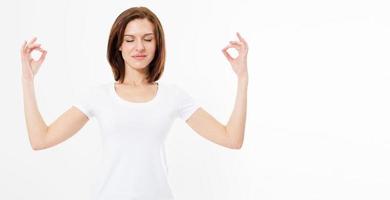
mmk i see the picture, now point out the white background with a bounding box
[1,0,390,199]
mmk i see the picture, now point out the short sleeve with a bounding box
[174,85,201,121]
[72,86,96,119]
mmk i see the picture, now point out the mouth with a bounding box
[132,55,147,60]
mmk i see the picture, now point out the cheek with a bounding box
[146,43,156,53]
[121,43,134,51]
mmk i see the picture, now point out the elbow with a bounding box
[29,129,49,151]
[226,129,244,150]
[32,147,42,151]
[230,141,243,150]
[225,126,245,150]
[30,137,47,151]
[31,145,41,151]
[31,143,45,151]
[228,136,243,150]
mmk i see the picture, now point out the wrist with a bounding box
[21,77,34,86]
[237,74,248,82]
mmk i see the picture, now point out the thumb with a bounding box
[37,49,47,66]
[222,46,233,63]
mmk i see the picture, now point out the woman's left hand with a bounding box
[222,32,249,80]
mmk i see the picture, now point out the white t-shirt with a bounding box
[73,82,201,200]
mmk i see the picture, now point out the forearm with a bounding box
[225,76,248,148]
[22,79,48,149]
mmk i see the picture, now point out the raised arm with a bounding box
[21,37,89,150]
[186,32,248,150]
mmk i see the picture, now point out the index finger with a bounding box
[20,40,27,53]
[27,37,37,47]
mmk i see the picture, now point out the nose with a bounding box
[135,40,145,52]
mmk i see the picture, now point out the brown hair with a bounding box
[107,7,166,84]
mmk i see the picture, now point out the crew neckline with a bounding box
[111,82,161,106]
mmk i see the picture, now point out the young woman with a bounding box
[21,6,248,200]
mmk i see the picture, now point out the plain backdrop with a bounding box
[1,0,390,199]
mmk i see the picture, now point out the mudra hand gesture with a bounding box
[222,32,249,80]
[20,37,47,82]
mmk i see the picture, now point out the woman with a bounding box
[21,6,248,200]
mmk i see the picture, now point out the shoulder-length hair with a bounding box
[107,7,166,84]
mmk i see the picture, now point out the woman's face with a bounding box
[119,18,156,71]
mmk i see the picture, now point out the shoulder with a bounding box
[160,82,197,103]
[157,81,185,95]
[75,82,112,97]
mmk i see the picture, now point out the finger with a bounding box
[37,47,46,52]
[20,40,27,54]
[27,43,42,52]
[24,37,37,53]
[27,37,37,46]
[26,47,45,61]
[231,40,248,52]
[25,42,40,54]
[26,37,37,51]
[227,43,242,51]
[37,50,47,65]
[222,44,232,51]
[26,44,41,52]
[236,32,248,46]
[27,45,44,54]
[230,41,244,46]
[33,47,46,53]
[25,38,37,56]
[28,42,41,47]
[236,32,244,42]
[224,43,242,51]
[231,42,248,53]
[222,46,233,62]
[236,32,242,39]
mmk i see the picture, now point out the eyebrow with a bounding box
[124,33,154,37]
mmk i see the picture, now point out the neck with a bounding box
[121,79,149,87]
[121,63,150,87]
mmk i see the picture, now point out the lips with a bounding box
[132,54,147,60]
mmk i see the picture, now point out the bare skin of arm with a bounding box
[186,32,249,150]
[21,37,89,150]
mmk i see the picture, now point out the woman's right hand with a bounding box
[20,37,47,83]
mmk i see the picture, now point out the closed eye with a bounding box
[125,39,152,43]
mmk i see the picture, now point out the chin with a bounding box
[130,62,150,70]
